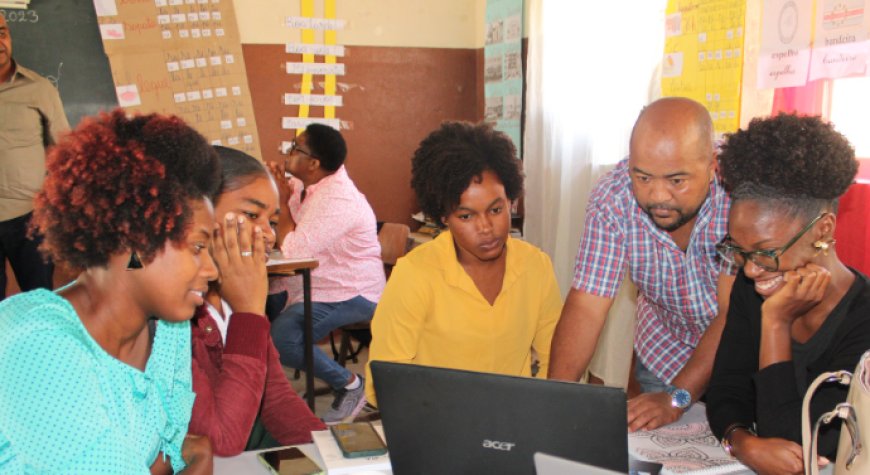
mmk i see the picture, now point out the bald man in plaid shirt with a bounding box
[549,97,736,431]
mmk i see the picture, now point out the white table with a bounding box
[215,444,322,475]
[217,409,832,475]
[215,423,393,475]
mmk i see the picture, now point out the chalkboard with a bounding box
[1,0,117,127]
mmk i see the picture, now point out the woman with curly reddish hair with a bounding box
[707,114,870,475]
[0,109,219,474]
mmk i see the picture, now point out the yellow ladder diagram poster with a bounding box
[662,0,746,137]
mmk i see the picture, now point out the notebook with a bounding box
[371,361,628,475]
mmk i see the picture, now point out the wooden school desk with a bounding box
[267,257,319,410]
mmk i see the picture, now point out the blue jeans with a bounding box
[271,295,376,389]
[634,358,670,393]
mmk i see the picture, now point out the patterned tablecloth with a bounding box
[629,403,749,475]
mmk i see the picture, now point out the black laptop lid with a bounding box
[371,361,628,475]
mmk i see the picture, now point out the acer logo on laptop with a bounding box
[482,439,516,451]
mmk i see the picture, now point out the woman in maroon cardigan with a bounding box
[188,146,325,456]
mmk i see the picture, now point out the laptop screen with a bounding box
[371,361,629,475]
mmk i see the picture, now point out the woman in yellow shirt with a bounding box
[365,122,562,406]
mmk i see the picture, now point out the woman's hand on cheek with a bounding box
[213,212,268,315]
[266,161,294,204]
[762,263,831,325]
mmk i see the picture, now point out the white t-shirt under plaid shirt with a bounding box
[572,159,732,384]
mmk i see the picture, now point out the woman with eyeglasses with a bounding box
[706,114,869,475]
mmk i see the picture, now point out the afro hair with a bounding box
[411,121,523,227]
[719,114,857,202]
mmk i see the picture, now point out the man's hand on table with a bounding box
[627,391,682,432]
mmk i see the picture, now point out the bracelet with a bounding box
[721,423,757,458]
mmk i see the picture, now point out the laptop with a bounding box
[371,361,628,475]
[534,452,624,475]
[534,452,663,475]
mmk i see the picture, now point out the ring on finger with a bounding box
[240,250,253,257]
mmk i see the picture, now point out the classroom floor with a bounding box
[284,337,374,419]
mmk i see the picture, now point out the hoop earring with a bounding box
[127,251,143,270]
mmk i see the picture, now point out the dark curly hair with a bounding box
[305,123,346,172]
[411,121,523,227]
[32,109,221,270]
[719,113,857,219]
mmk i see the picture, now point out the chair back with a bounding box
[377,223,410,276]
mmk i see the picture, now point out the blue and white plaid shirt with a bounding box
[572,159,733,383]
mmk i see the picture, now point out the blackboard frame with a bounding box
[1,0,117,127]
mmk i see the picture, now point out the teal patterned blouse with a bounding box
[0,289,195,473]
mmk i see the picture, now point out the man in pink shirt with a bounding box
[270,124,385,423]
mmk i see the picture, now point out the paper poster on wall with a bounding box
[758,0,813,88]
[93,0,117,17]
[662,0,746,136]
[93,0,263,159]
[108,49,255,153]
[285,62,345,75]
[484,0,523,153]
[115,84,141,107]
[284,93,343,107]
[283,0,345,139]
[286,43,345,57]
[809,0,870,80]
[281,117,340,131]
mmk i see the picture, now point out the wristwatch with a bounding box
[666,385,692,411]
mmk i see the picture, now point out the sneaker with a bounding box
[322,374,367,424]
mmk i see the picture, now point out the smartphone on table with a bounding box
[330,422,388,458]
[257,447,324,475]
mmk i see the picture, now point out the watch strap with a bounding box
[721,423,756,457]
[665,385,692,411]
